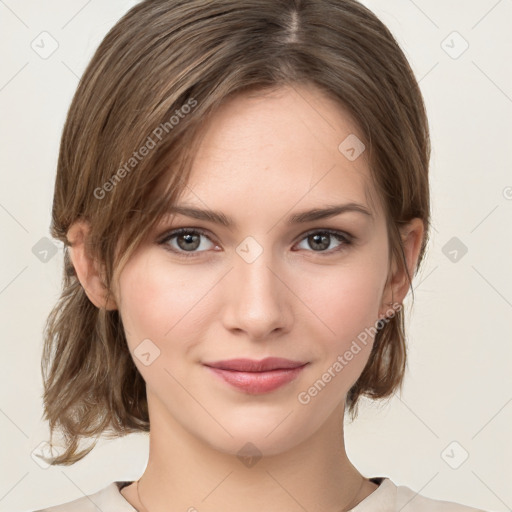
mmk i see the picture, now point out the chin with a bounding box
[190,409,320,460]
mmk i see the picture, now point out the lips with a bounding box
[203,357,307,372]
[203,357,309,394]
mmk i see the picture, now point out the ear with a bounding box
[379,217,425,318]
[66,220,118,311]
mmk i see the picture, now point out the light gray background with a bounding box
[1,1,511,511]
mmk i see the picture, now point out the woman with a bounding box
[35,0,485,511]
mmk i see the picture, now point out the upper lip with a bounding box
[204,357,307,372]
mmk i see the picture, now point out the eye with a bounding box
[159,228,217,258]
[294,229,353,254]
[158,227,354,258]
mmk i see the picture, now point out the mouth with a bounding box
[203,357,309,394]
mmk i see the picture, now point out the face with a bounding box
[114,84,392,456]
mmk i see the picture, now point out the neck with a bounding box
[128,390,377,512]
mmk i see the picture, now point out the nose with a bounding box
[221,248,294,341]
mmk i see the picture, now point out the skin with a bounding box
[67,84,424,512]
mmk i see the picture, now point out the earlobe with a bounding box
[66,220,118,311]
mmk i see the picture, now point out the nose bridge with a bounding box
[223,237,292,338]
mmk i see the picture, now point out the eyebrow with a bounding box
[163,203,372,228]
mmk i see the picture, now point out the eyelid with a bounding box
[295,227,354,244]
[157,226,215,244]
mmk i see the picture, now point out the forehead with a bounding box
[175,84,384,223]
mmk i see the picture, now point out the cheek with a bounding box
[117,255,215,361]
[307,261,383,334]
[117,261,213,395]
[300,257,385,380]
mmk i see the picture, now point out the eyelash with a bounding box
[158,227,354,259]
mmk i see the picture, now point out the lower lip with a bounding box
[205,365,307,394]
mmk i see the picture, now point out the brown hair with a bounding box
[41,0,430,465]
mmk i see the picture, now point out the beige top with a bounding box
[34,477,486,512]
